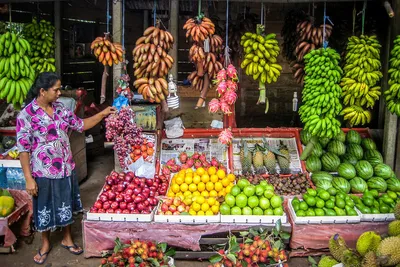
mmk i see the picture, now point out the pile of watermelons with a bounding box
[300,129,400,194]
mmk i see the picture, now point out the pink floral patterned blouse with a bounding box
[16,99,84,179]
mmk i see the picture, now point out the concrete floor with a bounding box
[2,148,309,267]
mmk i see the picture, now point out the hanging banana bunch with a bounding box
[385,35,400,116]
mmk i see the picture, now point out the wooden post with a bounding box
[143,10,149,31]
[169,0,179,79]
[54,1,62,75]
[384,0,400,170]
[112,0,122,99]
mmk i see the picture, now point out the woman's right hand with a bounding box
[26,178,38,196]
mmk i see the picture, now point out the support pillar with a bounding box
[169,0,179,79]
[143,10,149,31]
[54,1,62,75]
[112,0,123,98]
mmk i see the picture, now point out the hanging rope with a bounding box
[8,3,11,25]
[224,0,231,67]
[322,2,334,49]
[260,2,264,25]
[106,0,110,33]
[352,2,356,35]
[361,0,367,35]
[153,0,157,26]
[198,0,202,17]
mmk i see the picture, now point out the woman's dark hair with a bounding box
[25,72,61,104]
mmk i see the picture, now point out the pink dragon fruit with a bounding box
[170,165,181,173]
[180,163,189,170]
[192,152,200,160]
[217,81,227,95]
[202,161,210,168]
[216,69,227,82]
[199,153,207,162]
[166,158,176,167]
[226,80,237,92]
[218,164,227,173]
[179,152,188,164]
[194,160,202,169]
[211,157,219,167]
[219,100,232,114]
[208,98,220,113]
[186,157,194,168]
[223,90,238,105]
[218,128,233,145]
[226,64,238,79]
[162,166,171,176]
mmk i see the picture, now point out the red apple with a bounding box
[111,201,119,209]
[119,202,127,210]
[103,201,111,210]
[94,201,103,209]
[106,208,115,213]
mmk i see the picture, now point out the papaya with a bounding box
[0,195,15,217]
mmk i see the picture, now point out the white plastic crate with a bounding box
[220,214,287,224]
[154,202,220,223]
[288,199,361,224]
[355,208,395,222]
[86,210,155,222]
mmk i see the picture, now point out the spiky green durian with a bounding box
[388,220,400,237]
[329,234,350,262]
[376,236,400,266]
[361,251,378,267]
[318,255,339,267]
[356,231,381,256]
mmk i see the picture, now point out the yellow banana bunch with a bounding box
[298,48,343,138]
[340,105,372,126]
[23,18,56,76]
[385,35,400,116]
[240,24,282,113]
[341,35,382,125]
[0,31,35,108]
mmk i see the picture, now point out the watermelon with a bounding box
[367,177,387,193]
[334,130,346,143]
[346,130,362,145]
[315,180,333,190]
[373,163,393,179]
[337,163,357,180]
[361,138,377,151]
[347,144,364,160]
[311,142,324,157]
[311,171,333,184]
[341,153,359,165]
[300,130,313,145]
[386,177,400,192]
[355,160,374,180]
[349,177,368,193]
[363,149,384,166]
[321,152,341,172]
[327,140,346,156]
[332,177,351,193]
[319,137,331,148]
[306,155,322,172]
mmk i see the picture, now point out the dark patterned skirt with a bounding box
[32,170,83,232]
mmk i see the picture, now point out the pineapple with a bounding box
[263,149,277,174]
[277,142,291,174]
[240,140,252,174]
[253,144,265,174]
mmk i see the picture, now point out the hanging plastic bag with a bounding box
[112,95,130,111]
[164,117,185,139]
[135,161,155,179]
[125,156,144,173]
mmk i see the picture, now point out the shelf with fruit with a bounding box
[87,171,170,222]
[128,135,156,165]
[288,188,361,224]
[300,129,400,195]
[350,191,398,221]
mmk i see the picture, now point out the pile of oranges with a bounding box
[166,166,236,216]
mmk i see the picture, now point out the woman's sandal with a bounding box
[33,247,52,265]
[60,243,83,255]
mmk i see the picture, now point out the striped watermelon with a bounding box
[347,144,364,160]
[311,171,333,184]
[306,155,322,172]
[332,177,351,193]
[349,177,368,193]
[355,160,374,180]
[341,153,358,166]
[321,152,341,172]
[386,177,400,192]
[300,129,312,145]
[361,138,377,151]
[373,163,393,179]
[337,163,356,180]
[364,149,383,167]
[367,177,387,193]
[319,137,331,148]
[334,130,346,143]
[346,130,362,145]
[311,142,324,157]
[327,140,346,156]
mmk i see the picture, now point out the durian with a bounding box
[361,251,378,267]
[356,231,382,256]
[329,234,350,262]
[376,236,400,266]
[343,249,362,267]
[318,255,339,267]
[388,220,400,237]
[395,202,400,220]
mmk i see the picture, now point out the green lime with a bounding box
[306,209,316,216]
[316,198,325,208]
[299,201,309,211]
[259,197,270,210]
[264,209,274,215]
[247,196,259,208]
[235,193,248,208]
[371,208,380,214]
[334,207,346,216]
[305,196,316,207]
[231,206,242,215]
[380,204,390,213]
[362,197,374,207]
[264,189,275,199]
[230,185,241,196]
[337,192,346,199]
[336,198,346,209]
[315,208,325,216]
[361,206,372,214]
[324,208,336,216]
[243,185,256,197]
[318,190,330,201]
[307,188,317,196]
[255,185,264,196]
[220,203,231,215]
[325,200,335,209]
[242,206,253,215]
[327,187,337,196]
[225,194,236,207]
[273,207,284,216]
[296,210,306,217]
[237,179,250,190]
[292,197,300,206]
[387,191,398,199]
[345,200,355,208]
[253,207,263,215]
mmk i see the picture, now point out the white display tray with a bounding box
[288,199,361,224]
[86,210,155,222]
[355,208,395,222]
[0,159,21,168]
[220,214,287,224]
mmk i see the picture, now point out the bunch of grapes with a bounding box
[105,107,143,168]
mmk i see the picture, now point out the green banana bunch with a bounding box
[341,35,382,125]
[0,31,35,108]
[240,24,282,113]
[23,18,56,76]
[385,35,400,116]
[298,48,343,138]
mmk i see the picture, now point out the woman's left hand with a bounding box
[101,106,117,118]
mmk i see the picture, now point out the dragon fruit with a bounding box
[192,152,200,160]
[217,81,227,95]
[216,69,227,82]
[220,100,232,114]
[166,158,176,167]
[226,64,237,79]
[179,152,188,164]
[162,166,171,176]
[218,128,233,145]
[186,157,194,168]
[211,157,219,167]
[194,160,202,169]
[199,153,207,162]
[181,163,189,170]
[208,98,220,113]
[226,80,237,92]
[170,165,181,173]
[223,90,238,105]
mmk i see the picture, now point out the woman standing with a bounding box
[16,72,116,264]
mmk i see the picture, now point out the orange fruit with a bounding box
[206,182,214,191]
[196,167,205,176]
[192,202,201,212]
[167,191,175,198]
[209,190,218,197]
[197,182,206,192]
[201,191,209,197]
[180,183,188,192]
[208,166,217,175]
[184,176,193,185]
[205,210,214,216]
[178,170,186,177]
[225,185,233,194]
[188,183,197,192]
[227,173,236,182]
[207,197,216,206]
[193,191,201,196]
[211,205,219,214]
[189,209,196,215]
[201,203,210,212]
[218,190,226,197]
[175,177,184,185]
[186,168,193,174]
[217,169,226,179]
[210,174,219,183]
[183,197,192,206]
[222,178,230,187]
[201,174,210,183]
[215,182,223,192]
[193,175,201,184]
[183,191,192,197]
[197,210,205,216]
[171,184,180,193]
[196,196,205,204]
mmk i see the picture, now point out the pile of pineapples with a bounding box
[239,139,291,175]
